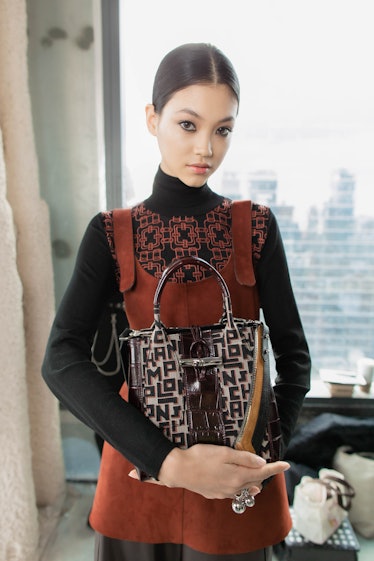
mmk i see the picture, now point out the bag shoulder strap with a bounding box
[112,208,135,292]
[231,200,256,286]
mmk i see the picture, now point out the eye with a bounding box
[216,126,233,137]
[179,120,196,132]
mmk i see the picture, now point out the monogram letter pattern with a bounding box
[127,319,274,456]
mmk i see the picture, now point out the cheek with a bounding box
[215,138,231,161]
[158,128,186,152]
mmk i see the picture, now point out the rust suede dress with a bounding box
[89,201,292,555]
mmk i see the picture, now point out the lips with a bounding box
[188,164,211,174]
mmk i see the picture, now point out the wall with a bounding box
[27,0,105,306]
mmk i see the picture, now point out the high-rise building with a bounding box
[222,167,374,375]
[247,171,277,206]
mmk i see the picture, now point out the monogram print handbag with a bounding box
[121,256,282,511]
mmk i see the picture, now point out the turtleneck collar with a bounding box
[142,166,224,217]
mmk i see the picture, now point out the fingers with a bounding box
[128,469,162,484]
[227,447,289,473]
[128,469,138,479]
[256,460,290,480]
[247,485,261,496]
[128,469,263,497]
[225,447,267,468]
[129,446,290,500]
[216,446,290,482]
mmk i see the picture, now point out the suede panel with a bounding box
[120,254,260,331]
[89,202,291,553]
[182,474,291,554]
[90,446,185,544]
[90,442,291,554]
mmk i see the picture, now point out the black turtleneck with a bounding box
[132,167,231,280]
[143,166,224,217]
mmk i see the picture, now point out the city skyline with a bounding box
[241,167,374,373]
[121,0,374,220]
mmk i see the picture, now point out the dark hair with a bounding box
[152,43,240,113]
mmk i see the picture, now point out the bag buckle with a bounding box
[179,357,223,368]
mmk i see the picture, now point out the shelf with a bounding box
[301,380,374,421]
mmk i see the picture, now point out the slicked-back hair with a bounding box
[152,43,240,114]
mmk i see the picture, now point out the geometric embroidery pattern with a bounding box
[102,201,270,285]
[132,200,232,281]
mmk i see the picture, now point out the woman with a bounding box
[42,43,311,560]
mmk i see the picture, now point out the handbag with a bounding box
[293,468,355,544]
[333,445,374,538]
[120,256,282,512]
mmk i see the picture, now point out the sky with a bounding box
[120,0,374,223]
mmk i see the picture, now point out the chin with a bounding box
[182,174,209,188]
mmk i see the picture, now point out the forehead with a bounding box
[164,83,238,118]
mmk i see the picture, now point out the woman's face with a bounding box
[146,83,238,187]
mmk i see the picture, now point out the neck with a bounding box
[143,167,224,217]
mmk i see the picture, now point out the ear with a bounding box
[145,104,158,136]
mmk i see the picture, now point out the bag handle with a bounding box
[153,256,233,326]
[322,475,355,511]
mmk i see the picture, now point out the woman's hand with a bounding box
[128,444,289,500]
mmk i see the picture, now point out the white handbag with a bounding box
[293,468,355,544]
[333,445,374,538]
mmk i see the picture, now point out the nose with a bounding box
[194,133,213,158]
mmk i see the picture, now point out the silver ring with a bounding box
[231,489,255,514]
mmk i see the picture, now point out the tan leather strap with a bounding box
[234,324,264,454]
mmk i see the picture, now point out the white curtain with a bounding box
[0,1,65,559]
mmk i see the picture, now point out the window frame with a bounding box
[101,0,123,209]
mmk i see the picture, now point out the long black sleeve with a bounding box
[256,210,311,448]
[42,214,176,478]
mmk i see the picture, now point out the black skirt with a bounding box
[94,534,272,561]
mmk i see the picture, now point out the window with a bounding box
[119,0,374,377]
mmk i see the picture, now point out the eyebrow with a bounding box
[177,108,235,123]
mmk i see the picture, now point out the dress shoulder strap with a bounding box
[231,200,256,286]
[112,208,135,292]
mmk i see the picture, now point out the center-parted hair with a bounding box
[152,43,240,114]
